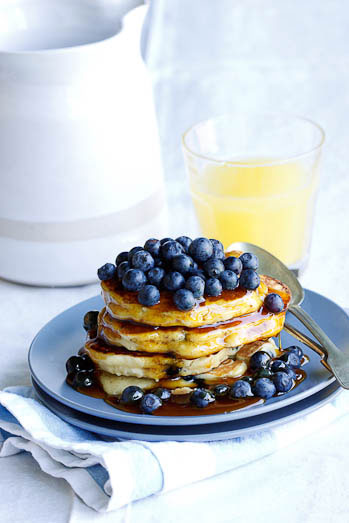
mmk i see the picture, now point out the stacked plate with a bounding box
[28,289,347,441]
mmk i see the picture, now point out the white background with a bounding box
[1,0,349,521]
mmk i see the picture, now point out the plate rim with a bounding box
[28,288,344,426]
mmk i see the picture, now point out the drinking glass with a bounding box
[182,113,325,273]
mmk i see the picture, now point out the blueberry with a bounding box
[128,246,143,262]
[152,388,171,401]
[173,288,195,311]
[205,278,223,297]
[185,275,205,298]
[269,360,287,373]
[163,271,185,292]
[172,254,194,274]
[66,356,82,374]
[264,293,284,313]
[279,351,301,368]
[121,386,144,405]
[188,268,206,280]
[210,239,224,251]
[66,355,93,374]
[281,365,297,380]
[241,376,254,384]
[203,258,225,278]
[211,246,225,260]
[83,310,99,331]
[273,372,293,393]
[137,285,160,306]
[230,380,253,398]
[214,384,230,397]
[122,269,147,292]
[154,258,164,268]
[193,378,206,388]
[160,237,174,245]
[117,261,130,280]
[72,370,94,388]
[240,252,259,270]
[182,375,195,382]
[252,378,276,399]
[131,250,155,271]
[160,240,184,261]
[249,351,272,371]
[271,360,297,378]
[190,388,215,408]
[210,240,225,260]
[115,251,129,265]
[80,353,95,372]
[140,393,162,414]
[166,366,181,377]
[147,267,165,287]
[220,270,238,290]
[97,263,117,281]
[253,368,273,380]
[176,236,192,253]
[188,237,213,263]
[144,238,161,258]
[239,269,260,290]
[224,256,243,275]
[287,345,304,360]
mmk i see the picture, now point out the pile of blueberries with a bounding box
[228,344,304,402]
[120,386,170,414]
[119,345,304,413]
[97,236,284,313]
[66,353,95,390]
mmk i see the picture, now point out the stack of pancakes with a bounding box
[85,256,291,397]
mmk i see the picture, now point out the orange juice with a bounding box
[189,159,318,267]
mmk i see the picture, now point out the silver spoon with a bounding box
[227,241,349,389]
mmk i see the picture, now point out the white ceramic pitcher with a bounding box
[0,0,167,286]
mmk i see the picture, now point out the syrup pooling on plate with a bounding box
[65,235,308,415]
[67,350,307,416]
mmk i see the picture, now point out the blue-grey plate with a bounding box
[32,377,341,442]
[28,289,347,426]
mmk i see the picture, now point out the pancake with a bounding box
[98,303,286,358]
[101,278,269,328]
[98,361,247,396]
[199,339,278,383]
[101,274,290,328]
[97,339,277,396]
[99,373,157,396]
[99,372,196,397]
[85,337,238,380]
[235,339,279,361]
[193,360,248,383]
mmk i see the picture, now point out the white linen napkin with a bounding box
[1,385,348,512]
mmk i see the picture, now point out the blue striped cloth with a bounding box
[0,386,348,512]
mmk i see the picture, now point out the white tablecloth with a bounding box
[1,0,349,521]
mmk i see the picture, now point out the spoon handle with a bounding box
[283,322,332,373]
[289,304,349,389]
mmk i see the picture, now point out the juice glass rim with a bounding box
[182,112,325,167]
